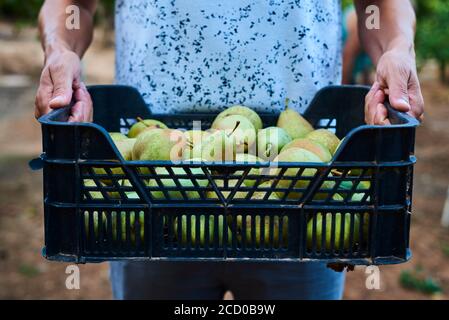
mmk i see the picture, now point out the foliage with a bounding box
[415,0,449,83]
[399,267,442,295]
[0,0,115,24]
[0,0,44,23]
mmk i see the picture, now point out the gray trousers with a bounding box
[110,261,345,300]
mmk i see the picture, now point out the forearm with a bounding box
[355,0,415,64]
[38,0,97,59]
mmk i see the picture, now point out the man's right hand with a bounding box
[35,49,93,122]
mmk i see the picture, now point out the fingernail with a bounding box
[401,98,411,110]
[49,96,64,105]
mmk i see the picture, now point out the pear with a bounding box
[206,179,249,201]
[192,130,236,162]
[132,128,185,162]
[306,129,341,155]
[93,138,136,185]
[257,127,292,161]
[277,106,314,139]
[338,180,371,201]
[128,118,168,138]
[211,115,256,153]
[84,211,107,238]
[114,138,136,161]
[182,130,210,160]
[269,148,322,200]
[109,132,128,142]
[174,215,232,247]
[235,215,288,248]
[110,211,145,244]
[233,153,266,187]
[82,179,105,200]
[281,138,332,162]
[212,105,263,131]
[147,166,208,200]
[307,212,360,251]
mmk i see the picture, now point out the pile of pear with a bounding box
[83,104,370,251]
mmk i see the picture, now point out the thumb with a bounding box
[385,75,411,113]
[49,72,74,109]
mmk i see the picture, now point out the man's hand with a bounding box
[35,48,92,122]
[355,0,423,125]
[365,47,424,125]
[36,0,96,122]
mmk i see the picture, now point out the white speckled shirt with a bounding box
[115,0,342,114]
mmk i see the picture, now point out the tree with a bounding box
[415,0,449,83]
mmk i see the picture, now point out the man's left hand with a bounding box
[365,47,424,125]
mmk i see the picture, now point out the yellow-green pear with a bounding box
[182,130,210,160]
[128,118,168,138]
[277,107,314,139]
[83,179,104,200]
[306,129,341,155]
[233,153,266,187]
[206,179,249,201]
[174,215,232,247]
[110,211,145,243]
[307,212,360,251]
[281,138,332,162]
[269,148,322,200]
[114,138,136,161]
[109,132,128,142]
[192,130,236,162]
[132,128,185,161]
[257,127,292,161]
[93,138,136,184]
[147,166,208,200]
[211,114,256,153]
[84,211,106,238]
[212,105,263,131]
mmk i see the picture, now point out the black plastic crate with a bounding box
[35,84,419,265]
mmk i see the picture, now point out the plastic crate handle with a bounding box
[384,97,419,126]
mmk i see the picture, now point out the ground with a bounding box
[0,26,448,300]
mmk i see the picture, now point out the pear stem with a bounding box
[284,98,290,111]
[231,121,241,135]
[136,117,150,127]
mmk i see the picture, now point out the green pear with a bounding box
[269,148,322,200]
[182,130,210,160]
[147,166,208,200]
[306,129,341,155]
[277,107,314,139]
[109,132,128,142]
[257,127,292,161]
[114,138,136,161]
[110,211,145,243]
[206,178,249,201]
[84,211,106,238]
[83,179,105,200]
[174,215,232,247]
[192,130,236,162]
[307,212,360,251]
[235,215,288,248]
[128,118,168,138]
[212,105,263,131]
[281,138,332,162]
[132,128,185,162]
[211,115,256,153]
[93,138,136,185]
[233,153,266,187]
